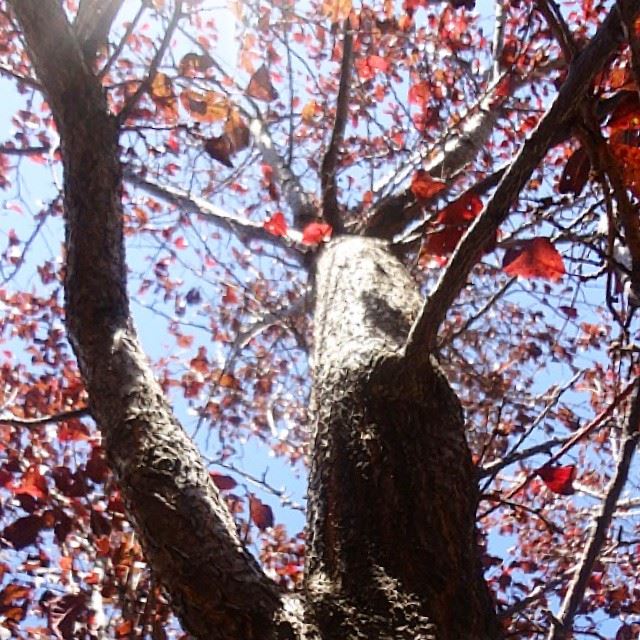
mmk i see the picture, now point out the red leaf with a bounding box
[558,147,590,196]
[249,496,274,530]
[503,238,565,282]
[302,222,333,246]
[355,55,389,80]
[408,81,430,105]
[246,65,278,102]
[410,170,446,200]
[436,191,483,225]
[222,285,238,304]
[264,212,288,237]
[210,473,237,491]
[536,464,576,495]
[423,225,466,256]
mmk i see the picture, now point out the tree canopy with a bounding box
[2,0,640,638]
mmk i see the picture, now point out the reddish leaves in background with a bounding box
[503,238,565,282]
[246,65,278,102]
[559,147,590,196]
[249,495,274,530]
[536,464,576,495]
[264,212,288,237]
[302,222,332,246]
[410,170,446,200]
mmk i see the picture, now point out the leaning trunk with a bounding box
[306,236,500,640]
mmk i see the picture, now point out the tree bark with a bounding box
[306,237,500,640]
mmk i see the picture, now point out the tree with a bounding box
[1,0,640,638]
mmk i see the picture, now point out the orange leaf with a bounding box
[503,238,565,282]
[321,0,352,22]
[302,222,332,246]
[180,89,228,122]
[224,109,250,152]
[410,170,446,200]
[246,65,278,102]
[536,464,576,495]
[264,212,288,237]
[178,52,214,77]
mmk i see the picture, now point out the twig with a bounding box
[403,1,640,358]
[320,19,353,232]
[0,144,50,156]
[117,0,182,124]
[546,378,640,640]
[0,407,89,427]
[97,1,146,81]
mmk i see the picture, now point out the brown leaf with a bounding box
[559,147,590,196]
[249,495,274,530]
[246,65,278,102]
[224,109,250,152]
[2,514,44,549]
[178,52,214,77]
[204,136,234,167]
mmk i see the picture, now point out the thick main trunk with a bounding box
[307,237,500,640]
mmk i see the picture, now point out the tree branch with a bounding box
[74,0,125,62]
[250,116,317,227]
[9,2,292,638]
[320,20,353,233]
[0,407,89,428]
[547,378,640,640]
[404,0,640,358]
[125,169,304,261]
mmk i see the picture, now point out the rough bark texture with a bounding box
[306,237,500,640]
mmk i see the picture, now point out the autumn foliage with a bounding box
[2,0,640,639]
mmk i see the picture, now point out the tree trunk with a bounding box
[306,237,500,640]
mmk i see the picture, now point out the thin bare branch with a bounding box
[0,407,89,428]
[0,144,50,156]
[320,20,353,232]
[547,378,640,640]
[404,1,640,358]
[97,2,146,81]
